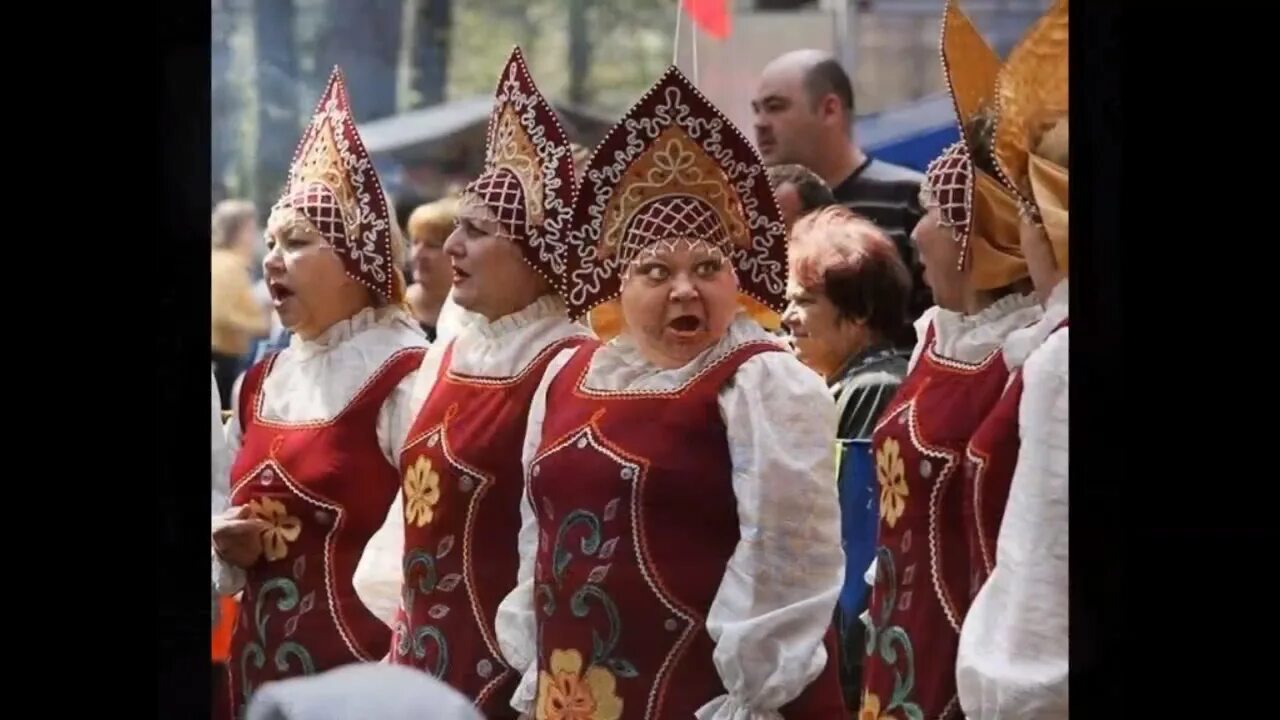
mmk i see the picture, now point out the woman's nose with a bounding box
[669,275,697,301]
[781,302,801,330]
[442,228,465,258]
[262,245,284,273]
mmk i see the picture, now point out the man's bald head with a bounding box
[753,49,857,173]
[761,50,855,120]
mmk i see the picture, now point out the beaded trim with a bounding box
[445,334,591,388]
[531,422,695,719]
[573,340,783,400]
[229,457,372,662]
[464,47,577,297]
[274,67,397,303]
[565,65,787,320]
[250,347,426,430]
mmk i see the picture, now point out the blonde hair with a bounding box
[211,199,256,250]
[407,198,460,246]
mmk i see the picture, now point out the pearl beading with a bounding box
[564,65,788,322]
[467,47,578,300]
[277,67,397,304]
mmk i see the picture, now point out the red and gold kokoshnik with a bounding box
[564,65,788,320]
[272,66,401,304]
[462,47,577,294]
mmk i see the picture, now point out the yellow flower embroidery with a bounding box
[877,437,909,528]
[249,497,302,562]
[404,456,442,528]
[536,649,622,720]
[859,691,890,720]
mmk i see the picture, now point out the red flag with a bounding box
[684,0,731,39]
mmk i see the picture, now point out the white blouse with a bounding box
[956,279,1069,720]
[349,294,592,628]
[210,305,429,596]
[496,313,846,720]
[211,371,230,516]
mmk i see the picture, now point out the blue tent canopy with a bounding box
[854,92,959,173]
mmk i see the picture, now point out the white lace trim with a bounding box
[472,294,568,340]
[288,305,424,360]
[930,293,1043,365]
[1001,280,1069,370]
[582,312,788,393]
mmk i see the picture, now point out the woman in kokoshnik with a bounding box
[495,65,848,719]
[210,67,429,718]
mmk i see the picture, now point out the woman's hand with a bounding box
[212,505,270,568]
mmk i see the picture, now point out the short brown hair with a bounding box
[767,163,835,215]
[789,205,911,341]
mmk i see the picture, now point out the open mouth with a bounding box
[667,314,703,336]
[452,268,471,284]
[268,281,294,305]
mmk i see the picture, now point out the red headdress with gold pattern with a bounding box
[923,0,1027,291]
[993,0,1069,271]
[566,65,787,330]
[461,47,577,294]
[270,67,402,304]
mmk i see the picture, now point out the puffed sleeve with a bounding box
[212,399,248,596]
[956,329,1069,720]
[354,346,440,629]
[495,346,577,715]
[696,351,845,720]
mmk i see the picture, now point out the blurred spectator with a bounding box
[405,197,460,340]
[753,50,930,325]
[211,199,270,409]
[767,163,836,230]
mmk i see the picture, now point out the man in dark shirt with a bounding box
[753,49,931,327]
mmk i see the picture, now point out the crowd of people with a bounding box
[209,0,1069,717]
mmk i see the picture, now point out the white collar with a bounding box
[289,305,423,360]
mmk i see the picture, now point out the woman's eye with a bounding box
[695,260,722,277]
[642,265,669,282]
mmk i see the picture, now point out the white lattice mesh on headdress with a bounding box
[460,168,528,243]
[620,196,730,264]
[275,183,350,250]
[922,141,973,244]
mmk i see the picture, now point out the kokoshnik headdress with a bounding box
[270,67,403,305]
[922,0,1026,290]
[993,0,1069,271]
[460,47,577,295]
[566,65,788,332]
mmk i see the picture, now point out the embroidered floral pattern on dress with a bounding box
[393,533,460,678]
[250,497,303,562]
[877,438,909,528]
[240,573,316,704]
[536,649,623,720]
[863,548,924,720]
[403,456,442,528]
